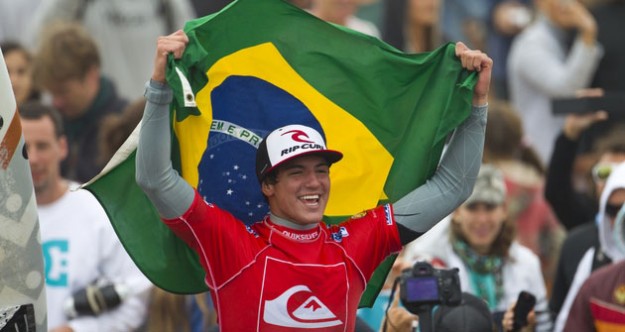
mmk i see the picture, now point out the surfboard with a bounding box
[0,48,47,331]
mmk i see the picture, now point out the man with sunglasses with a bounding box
[546,112,625,231]
[553,162,625,332]
[564,205,625,332]
[548,112,625,322]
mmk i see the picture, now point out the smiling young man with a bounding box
[136,30,492,331]
[255,124,343,228]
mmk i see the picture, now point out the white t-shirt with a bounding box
[38,185,151,331]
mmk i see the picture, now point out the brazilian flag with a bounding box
[85,0,476,306]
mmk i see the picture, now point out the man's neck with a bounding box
[269,213,319,231]
[36,179,69,205]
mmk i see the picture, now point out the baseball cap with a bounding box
[433,293,495,332]
[255,125,343,182]
[464,164,507,206]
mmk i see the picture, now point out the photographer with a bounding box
[383,292,419,332]
[382,284,496,332]
[408,165,552,331]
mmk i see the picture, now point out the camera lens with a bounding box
[64,283,127,318]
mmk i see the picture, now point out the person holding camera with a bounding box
[20,102,152,331]
[409,165,552,331]
[135,30,492,331]
[383,260,497,332]
[383,292,419,332]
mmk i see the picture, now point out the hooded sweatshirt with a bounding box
[554,162,625,331]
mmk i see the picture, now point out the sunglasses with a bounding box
[465,202,499,211]
[592,163,620,183]
[605,203,624,219]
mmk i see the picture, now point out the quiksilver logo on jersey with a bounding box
[263,285,342,328]
[281,230,319,241]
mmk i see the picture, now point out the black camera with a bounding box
[64,283,127,318]
[399,261,462,313]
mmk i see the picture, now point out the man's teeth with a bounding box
[301,195,320,201]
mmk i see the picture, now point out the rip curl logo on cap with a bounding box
[282,129,314,144]
[280,143,325,157]
[259,124,342,183]
[277,128,325,157]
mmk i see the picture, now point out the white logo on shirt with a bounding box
[263,285,342,328]
[384,204,393,225]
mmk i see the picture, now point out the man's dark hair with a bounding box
[262,170,278,186]
[2,41,41,103]
[601,141,625,156]
[18,101,64,138]
[1,40,28,56]
[260,169,279,204]
[594,123,625,156]
[260,156,332,187]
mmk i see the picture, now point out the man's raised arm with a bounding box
[394,42,492,244]
[136,31,194,219]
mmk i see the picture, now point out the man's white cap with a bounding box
[255,124,343,182]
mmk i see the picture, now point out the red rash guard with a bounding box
[164,191,402,331]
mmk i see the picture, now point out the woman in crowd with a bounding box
[409,164,552,331]
[381,0,441,52]
[483,100,564,290]
[1,41,39,105]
